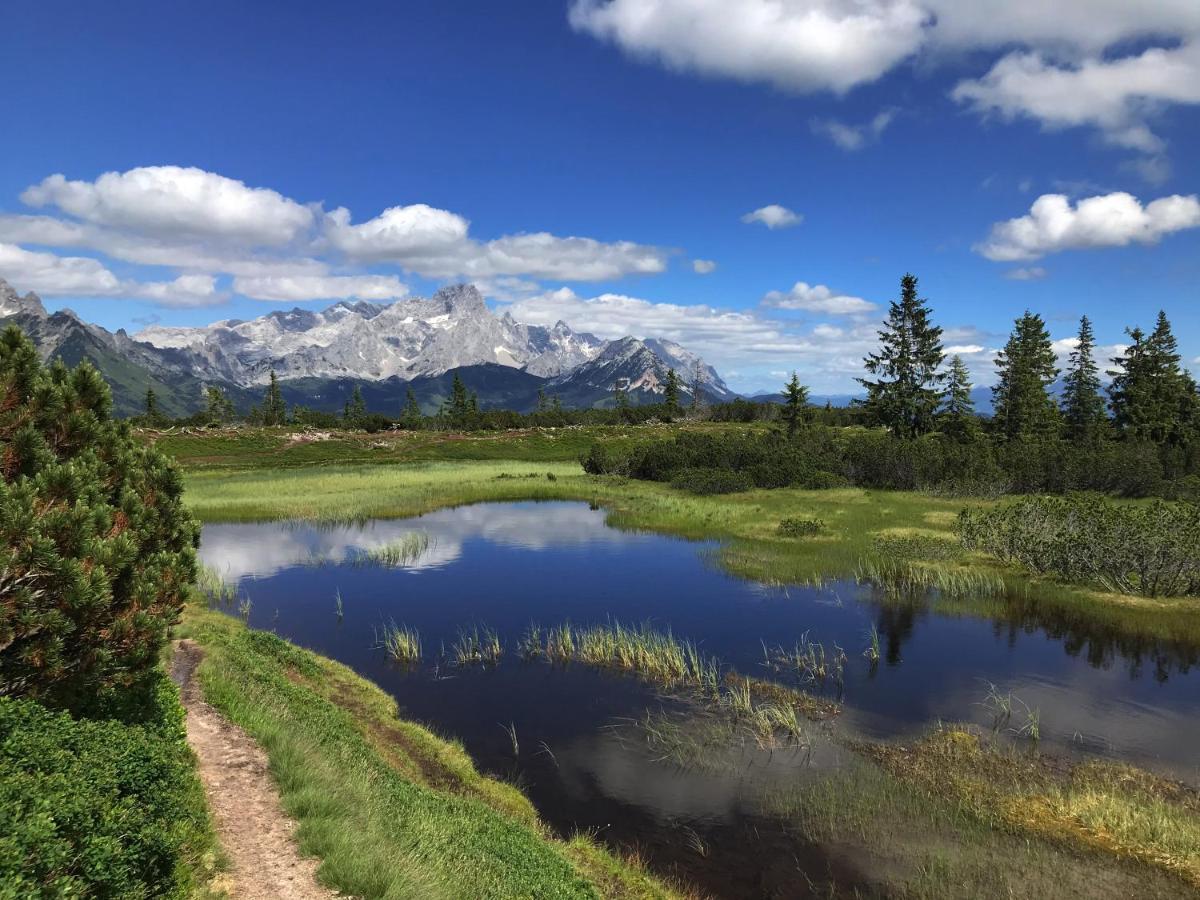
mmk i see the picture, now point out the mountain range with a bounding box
[0,280,733,417]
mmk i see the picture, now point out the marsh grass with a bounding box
[451,623,503,667]
[196,564,238,608]
[763,632,847,689]
[355,532,431,567]
[376,620,422,666]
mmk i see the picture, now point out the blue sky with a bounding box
[1,0,1197,394]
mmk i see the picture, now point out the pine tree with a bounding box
[782,371,809,439]
[536,387,547,413]
[261,369,286,426]
[939,355,976,439]
[858,273,945,438]
[1061,316,1106,443]
[1110,311,1194,444]
[613,379,629,414]
[401,387,422,430]
[1,325,198,701]
[344,385,367,426]
[992,311,1059,441]
[664,367,680,414]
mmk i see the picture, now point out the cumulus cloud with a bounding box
[231,275,409,303]
[570,2,1200,161]
[692,259,717,274]
[22,166,314,245]
[951,42,1200,156]
[0,165,672,306]
[977,192,1200,261]
[0,243,227,306]
[741,204,802,229]
[568,0,929,94]
[811,109,897,150]
[0,242,122,296]
[1004,266,1047,281]
[762,281,876,315]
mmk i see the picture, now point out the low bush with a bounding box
[957,494,1200,597]
[670,466,754,495]
[778,517,824,537]
[0,673,213,898]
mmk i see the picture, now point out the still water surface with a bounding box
[199,501,1200,893]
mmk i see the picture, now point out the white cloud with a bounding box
[0,242,122,296]
[741,204,802,229]
[21,167,314,245]
[1004,266,1047,280]
[977,192,1200,261]
[568,0,929,95]
[134,274,226,308]
[570,2,1200,160]
[762,281,876,315]
[951,42,1200,156]
[0,243,227,307]
[231,274,409,303]
[692,259,717,274]
[811,109,897,150]
[323,204,469,260]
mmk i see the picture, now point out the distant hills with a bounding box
[0,280,735,417]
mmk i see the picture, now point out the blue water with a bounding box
[199,501,1200,893]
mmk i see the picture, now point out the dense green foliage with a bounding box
[0,326,198,703]
[1061,316,1106,443]
[858,273,945,438]
[0,673,213,898]
[958,495,1200,597]
[992,310,1059,441]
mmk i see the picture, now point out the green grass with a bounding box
[375,621,422,666]
[178,604,681,899]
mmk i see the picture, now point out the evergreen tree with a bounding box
[1110,311,1195,444]
[690,362,705,413]
[203,386,234,425]
[0,325,198,701]
[858,273,945,438]
[939,355,976,439]
[992,311,1059,441]
[143,387,164,426]
[782,371,809,439]
[446,373,471,426]
[664,367,680,414]
[613,379,630,414]
[344,385,367,426]
[536,387,547,413]
[261,369,286,426]
[1061,315,1106,443]
[468,390,479,418]
[401,387,422,430]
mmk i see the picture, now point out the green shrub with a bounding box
[0,674,212,898]
[670,466,754,495]
[777,517,824,537]
[0,326,198,703]
[957,494,1200,597]
[872,533,963,561]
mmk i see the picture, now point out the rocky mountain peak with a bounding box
[0,279,47,319]
[433,283,486,314]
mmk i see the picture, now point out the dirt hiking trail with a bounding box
[171,639,338,900]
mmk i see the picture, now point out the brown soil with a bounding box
[171,640,338,900]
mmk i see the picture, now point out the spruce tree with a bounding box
[447,373,470,426]
[782,371,809,439]
[613,379,629,413]
[690,362,705,413]
[992,311,1059,441]
[203,386,234,425]
[664,367,680,414]
[858,273,945,438]
[1061,316,1106,443]
[1110,311,1194,444]
[402,387,422,430]
[0,326,198,702]
[939,355,976,439]
[143,387,163,426]
[262,369,286,426]
[344,385,367,426]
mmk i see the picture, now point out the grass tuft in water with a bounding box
[375,620,422,666]
[452,623,504,667]
[355,531,431,567]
